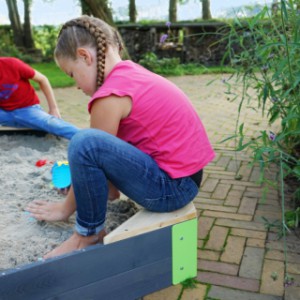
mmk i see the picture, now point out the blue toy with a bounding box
[51,160,71,189]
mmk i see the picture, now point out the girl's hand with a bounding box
[26,200,73,222]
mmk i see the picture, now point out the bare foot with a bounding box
[26,200,73,222]
[108,182,120,201]
[108,189,120,201]
[55,186,71,196]
[44,230,106,259]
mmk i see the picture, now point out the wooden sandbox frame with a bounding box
[0,126,47,137]
[0,201,198,300]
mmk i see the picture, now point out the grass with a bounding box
[30,62,75,89]
[29,61,234,89]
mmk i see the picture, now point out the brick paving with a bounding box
[171,75,299,300]
[43,74,300,300]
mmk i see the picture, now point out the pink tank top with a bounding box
[88,60,215,178]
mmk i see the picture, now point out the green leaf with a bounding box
[292,166,300,177]
[269,109,280,124]
[263,84,269,103]
[281,0,289,20]
[219,135,237,144]
[238,123,245,136]
[236,140,253,151]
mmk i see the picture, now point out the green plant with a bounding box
[223,0,300,205]
[0,26,26,59]
[139,52,234,76]
[177,278,199,300]
[33,25,60,61]
[285,207,300,228]
[139,52,182,74]
[221,0,300,285]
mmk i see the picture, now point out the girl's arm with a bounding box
[32,70,61,118]
[89,94,132,134]
[27,95,132,220]
[90,94,132,200]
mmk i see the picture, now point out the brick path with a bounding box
[144,76,300,300]
[43,74,300,300]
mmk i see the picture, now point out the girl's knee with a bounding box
[70,128,108,144]
[68,129,108,161]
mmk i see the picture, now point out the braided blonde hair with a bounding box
[54,15,123,87]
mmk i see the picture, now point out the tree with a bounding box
[80,0,114,25]
[5,0,24,49]
[201,0,212,20]
[169,0,177,22]
[81,0,92,15]
[80,0,130,58]
[171,0,212,22]
[129,0,137,23]
[23,0,35,49]
[5,0,35,51]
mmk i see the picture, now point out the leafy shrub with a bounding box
[0,25,59,62]
[223,1,300,217]
[0,26,23,58]
[139,52,182,75]
[138,52,232,76]
[33,25,60,61]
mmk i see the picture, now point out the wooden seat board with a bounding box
[104,202,197,244]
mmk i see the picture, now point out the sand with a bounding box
[0,132,138,271]
[0,75,235,273]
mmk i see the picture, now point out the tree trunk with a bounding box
[23,0,35,49]
[5,0,24,48]
[202,0,212,20]
[80,0,92,15]
[81,0,130,59]
[129,0,137,23]
[83,0,114,26]
[169,0,177,22]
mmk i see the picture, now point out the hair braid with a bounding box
[58,17,107,87]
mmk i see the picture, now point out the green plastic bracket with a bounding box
[172,218,197,285]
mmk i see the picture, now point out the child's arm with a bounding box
[90,94,132,199]
[27,95,131,220]
[32,70,61,118]
[89,94,132,134]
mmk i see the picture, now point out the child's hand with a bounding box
[26,200,72,222]
[49,107,61,119]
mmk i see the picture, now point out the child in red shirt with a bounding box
[0,57,78,139]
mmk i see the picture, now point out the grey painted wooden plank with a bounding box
[59,258,172,300]
[0,226,172,300]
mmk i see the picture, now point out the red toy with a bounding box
[35,159,48,167]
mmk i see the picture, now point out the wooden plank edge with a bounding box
[0,126,34,131]
[104,202,197,244]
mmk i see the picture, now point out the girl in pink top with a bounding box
[27,15,215,259]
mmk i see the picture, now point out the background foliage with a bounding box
[223,0,300,229]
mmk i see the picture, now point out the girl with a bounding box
[27,15,215,258]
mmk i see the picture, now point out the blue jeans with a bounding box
[68,129,200,236]
[0,105,79,140]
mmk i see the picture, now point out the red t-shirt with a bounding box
[0,57,40,110]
